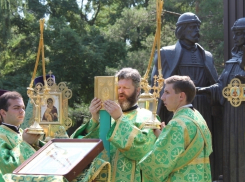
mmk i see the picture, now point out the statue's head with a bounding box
[231,18,245,47]
[176,12,201,26]
[175,12,201,44]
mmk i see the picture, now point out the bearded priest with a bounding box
[71,68,158,182]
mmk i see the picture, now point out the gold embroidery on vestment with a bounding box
[121,127,139,152]
[107,115,123,142]
[111,150,119,182]
[91,161,111,182]
[130,160,136,182]
[189,157,210,165]
[174,118,190,149]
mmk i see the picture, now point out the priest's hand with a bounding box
[22,128,41,145]
[153,122,165,138]
[104,100,123,120]
[89,97,102,122]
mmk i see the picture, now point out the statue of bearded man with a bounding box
[151,12,220,180]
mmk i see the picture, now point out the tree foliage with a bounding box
[0,0,224,115]
[0,0,126,105]
[197,0,224,73]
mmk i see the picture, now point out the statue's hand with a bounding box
[196,87,211,95]
[235,74,245,83]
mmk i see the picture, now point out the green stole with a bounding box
[99,110,111,162]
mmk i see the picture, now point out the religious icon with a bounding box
[32,76,73,136]
[230,87,240,98]
[222,78,245,107]
[41,95,60,123]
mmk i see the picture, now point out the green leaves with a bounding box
[0,0,224,107]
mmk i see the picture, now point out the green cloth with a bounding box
[138,107,213,182]
[71,157,111,182]
[71,108,157,182]
[3,157,110,182]
[0,125,36,182]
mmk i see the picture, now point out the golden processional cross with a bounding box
[222,78,245,107]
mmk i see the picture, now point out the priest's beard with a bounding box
[118,89,138,111]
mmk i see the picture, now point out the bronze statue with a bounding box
[151,12,220,179]
[198,17,245,182]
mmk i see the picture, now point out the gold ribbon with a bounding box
[29,19,47,88]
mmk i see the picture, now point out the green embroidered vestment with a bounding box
[71,108,157,182]
[0,125,36,182]
[138,107,212,182]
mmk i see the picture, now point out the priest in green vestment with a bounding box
[71,68,157,182]
[138,75,212,182]
[0,91,42,182]
[0,90,111,182]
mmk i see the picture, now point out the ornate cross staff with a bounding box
[138,0,164,129]
[25,19,73,139]
[26,19,49,134]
